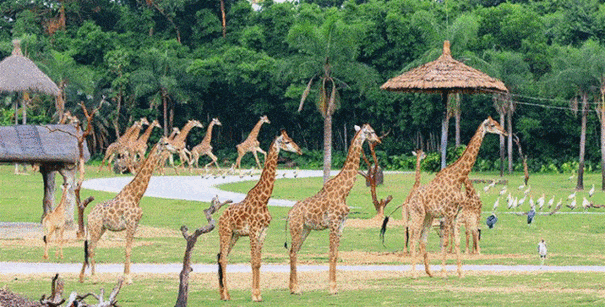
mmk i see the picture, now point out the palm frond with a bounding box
[298,76,314,112]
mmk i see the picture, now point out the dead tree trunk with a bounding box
[358,139,392,218]
[175,196,231,307]
[513,134,529,186]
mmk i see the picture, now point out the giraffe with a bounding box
[98,118,149,171]
[406,117,506,279]
[287,124,380,295]
[448,178,483,255]
[217,130,302,302]
[188,118,222,171]
[401,149,427,254]
[161,120,204,174]
[234,115,270,169]
[79,137,175,284]
[42,182,70,259]
[129,119,162,162]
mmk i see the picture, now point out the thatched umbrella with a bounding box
[0,39,59,125]
[381,40,508,169]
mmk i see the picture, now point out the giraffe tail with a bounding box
[84,240,89,266]
[43,235,47,244]
[283,217,290,249]
[379,216,390,246]
[217,253,223,288]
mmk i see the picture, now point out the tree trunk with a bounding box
[220,0,227,38]
[601,90,605,191]
[507,110,513,174]
[454,93,461,147]
[499,111,505,177]
[576,93,588,191]
[323,114,332,183]
[440,91,450,170]
[163,88,168,136]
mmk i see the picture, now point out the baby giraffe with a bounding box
[218,130,302,302]
[42,182,70,259]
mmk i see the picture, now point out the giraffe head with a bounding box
[354,124,381,144]
[189,119,204,129]
[150,119,162,130]
[276,130,302,155]
[138,117,150,126]
[169,127,180,140]
[155,137,177,154]
[211,118,222,126]
[260,115,271,125]
[483,116,507,137]
[412,149,427,161]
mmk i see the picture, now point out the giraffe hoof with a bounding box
[123,275,133,285]
[252,295,263,302]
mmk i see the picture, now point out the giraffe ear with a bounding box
[354,125,361,132]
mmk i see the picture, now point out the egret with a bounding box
[507,195,514,209]
[518,195,527,208]
[492,198,500,211]
[524,185,531,195]
[529,196,535,208]
[589,184,595,198]
[484,181,496,192]
[538,239,547,265]
[568,174,575,181]
[518,184,525,190]
[582,197,591,210]
[553,199,563,212]
[486,214,498,229]
[567,198,576,210]
[567,191,576,200]
[537,193,545,211]
[547,195,555,209]
[499,186,508,196]
[512,197,519,209]
[527,206,536,225]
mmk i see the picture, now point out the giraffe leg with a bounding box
[251,228,268,302]
[80,227,105,283]
[328,228,342,295]
[453,221,463,278]
[409,224,421,279]
[473,228,481,255]
[206,152,221,170]
[252,151,262,169]
[43,227,52,260]
[235,145,245,169]
[218,229,239,301]
[421,218,434,277]
[289,224,310,295]
[57,226,65,259]
[465,226,471,254]
[123,228,136,284]
[440,219,451,278]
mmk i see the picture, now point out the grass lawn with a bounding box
[2,163,605,305]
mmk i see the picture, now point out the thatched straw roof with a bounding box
[0,40,59,95]
[0,124,89,163]
[380,41,508,94]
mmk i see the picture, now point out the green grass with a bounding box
[3,163,605,305]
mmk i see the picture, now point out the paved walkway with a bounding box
[4,262,605,274]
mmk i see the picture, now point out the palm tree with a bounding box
[288,16,377,183]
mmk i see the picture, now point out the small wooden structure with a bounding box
[0,124,89,225]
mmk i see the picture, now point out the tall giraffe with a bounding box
[42,182,70,259]
[79,137,175,284]
[129,119,162,161]
[401,149,426,254]
[407,117,506,278]
[188,118,222,170]
[287,124,380,295]
[161,120,204,173]
[234,115,270,169]
[98,118,149,171]
[218,130,302,302]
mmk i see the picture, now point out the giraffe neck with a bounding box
[245,120,265,142]
[122,126,140,143]
[118,144,161,203]
[323,130,364,194]
[54,187,68,214]
[244,139,279,205]
[137,124,156,144]
[175,122,195,143]
[412,155,423,189]
[443,123,486,180]
[201,122,216,145]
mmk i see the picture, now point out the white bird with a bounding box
[518,195,527,208]
[538,239,547,265]
[507,195,514,209]
[589,184,595,198]
[484,181,496,192]
[512,197,519,209]
[524,185,531,195]
[492,198,500,211]
[567,198,577,210]
[554,198,563,212]
[568,174,575,181]
[500,186,508,196]
[537,193,546,210]
[582,197,591,210]
[547,196,555,209]
[518,184,525,190]
[568,191,576,200]
[529,196,535,208]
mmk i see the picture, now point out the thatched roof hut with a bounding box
[381,41,507,94]
[0,40,59,95]
[0,124,89,164]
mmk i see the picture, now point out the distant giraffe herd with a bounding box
[39,114,511,302]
